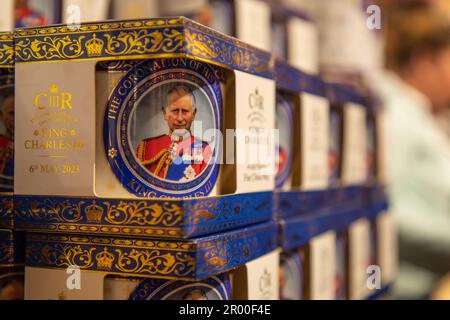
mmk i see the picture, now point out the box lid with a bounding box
[274,189,327,219]
[14,17,274,79]
[15,192,273,239]
[25,220,278,280]
[279,205,363,251]
[275,59,325,96]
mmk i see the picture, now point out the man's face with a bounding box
[163,93,196,133]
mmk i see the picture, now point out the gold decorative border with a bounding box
[0,32,14,67]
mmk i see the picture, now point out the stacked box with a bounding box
[14,17,279,300]
[274,60,329,218]
[270,2,319,75]
[158,0,272,52]
[0,32,24,301]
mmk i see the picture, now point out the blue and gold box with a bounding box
[325,83,368,208]
[13,17,277,238]
[14,192,272,239]
[24,221,278,299]
[25,220,277,281]
[274,60,328,219]
[159,0,273,51]
[0,32,14,230]
[270,3,318,74]
[0,229,25,300]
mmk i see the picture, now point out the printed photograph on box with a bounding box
[279,251,303,300]
[275,93,293,190]
[329,105,341,186]
[104,58,222,198]
[0,70,13,193]
[366,108,377,183]
[132,275,231,300]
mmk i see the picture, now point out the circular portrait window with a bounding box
[105,58,222,198]
[279,252,303,300]
[129,276,230,300]
[275,94,293,189]
[329,108,341,183]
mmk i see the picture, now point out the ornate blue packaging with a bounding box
[274,60,329,219]
[25,220,278,281]
[14,17,276,238]
[14,191,273,239]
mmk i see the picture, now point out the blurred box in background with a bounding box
[62,0,110,23]
[111,0,159,20]
[0,0,61,31]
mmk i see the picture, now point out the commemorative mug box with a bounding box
[24,244,280,300]
[279,249,304,300]
[0,229,25,300]
[325,83,368,207]
[270,4,319,75]
[13,17,276,238]
[159,0,272,52]
[301,231,337,300]
[335,85,368,187]
[277,212,337,300]
[0,33,14,230]
[273,60,329,218]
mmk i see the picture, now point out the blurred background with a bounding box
[1,0,450,300]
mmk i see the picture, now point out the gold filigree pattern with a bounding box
[184,29,220,58]
[0,33,14,66]
[104,29,183,56]
[27,199,84,223]
[184,199,220,225]
[115,249,195,276]
[49,245,96,269]
[13,18,272,78]
[15,19,182,37]
[15,36,85,61]
[104,201,186,226]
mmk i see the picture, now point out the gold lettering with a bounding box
[34,93,47,110]
[60,92,73,110]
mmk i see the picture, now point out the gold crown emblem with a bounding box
[85,201,104,223]
[50,85,59,94]
[85,34,104,57]
[95,247,114,271]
